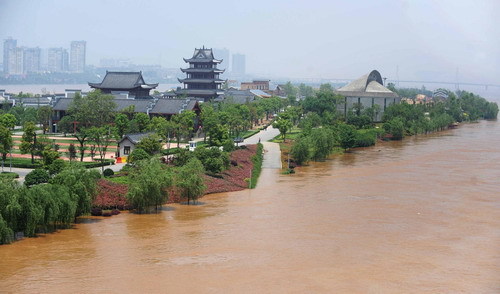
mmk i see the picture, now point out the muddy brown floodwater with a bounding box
[1,121,499,293]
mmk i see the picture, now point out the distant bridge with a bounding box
[386,80,500,91]
[279,77,500,91]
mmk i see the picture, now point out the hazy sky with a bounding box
[1,0,499,84]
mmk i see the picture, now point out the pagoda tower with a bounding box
[176,47,225,101]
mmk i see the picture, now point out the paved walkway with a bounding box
[242,125,280,145]
[261,141,282,169]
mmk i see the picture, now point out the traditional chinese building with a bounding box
[88,71,158,98]
[176,47,225,101]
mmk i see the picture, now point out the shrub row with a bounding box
[249,143,263,189]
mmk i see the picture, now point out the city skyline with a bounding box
[0,0,499,84]
[2,38,86,74]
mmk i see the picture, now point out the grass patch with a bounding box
[162,147,182,155]
[239,129,260,139]
[3,157,43,168]
[271,127,303,143]
[0,172,19,179]
[249,143,263,189]
[4,157,113,169]
[106,175,130,185]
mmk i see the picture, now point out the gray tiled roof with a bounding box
[217,89,258,104]
[150,99,198,115]
[336,70,398,98]
[14,97,52,105]
[52,98,73,111]
[249,89,272,97]
[52,97,154,113]
[114,99,153,113]
[89,71,158,90]
[118,132,155,145]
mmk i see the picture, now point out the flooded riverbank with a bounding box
[0,121,499,293]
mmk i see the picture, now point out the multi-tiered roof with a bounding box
[176,47,225,101]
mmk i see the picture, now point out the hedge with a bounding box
[249,143,263,189]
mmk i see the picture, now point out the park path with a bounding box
[242,125,280,145]
[261,141,282,169]
[242,125,282,169]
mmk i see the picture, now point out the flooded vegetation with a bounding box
[0,121,499,293]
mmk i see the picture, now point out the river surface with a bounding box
[1,121,499,293]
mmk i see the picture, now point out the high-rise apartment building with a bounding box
[213,48,230,76]
[48,48,69,72]
[70,41,86,73]
[231,53,246,76]
[3,37,17,74]
[7,47,24,75]
[23,47,41,73]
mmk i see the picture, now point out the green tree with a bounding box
[0,214,14,244]
[20,122,37,164]
[74,128,89,162]
[128,148,150,164]
[299,83,314,97]
[176,158,206,204]
[50,165,100,217]
[126,158,173,212]
[37,106,53,134]
[383,118,405,140]
[67,143,77,162]
[131,112,150,133]
[8,106,37,126]
[319,83,333,93]
[136,134,162,155]
[310,128,335,161]
[298,112,322,131]
[87,126,114,171]
[290,137,310,165]
[114,113,129,139]
[41,148,60,166]
[272,114,293,142]
[68,91,116,128]
[338,123,357,150]
[302,91,342,115]
[282,81,298,97]
[200,104,219,143]
[57,115,75,135]
[0,113,17,129]
[193,146,230,174]
[47,159,66,176]
[172,110,196,147]
[17,187,44,237]
[0,125,13,164]
[208,124,230,147]
[149,116,176,148]
[25,168,50,186]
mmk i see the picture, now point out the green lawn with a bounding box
[271,127,302,143]
[106,175,130,184]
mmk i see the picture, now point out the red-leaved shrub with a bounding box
[93,179,131,210]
